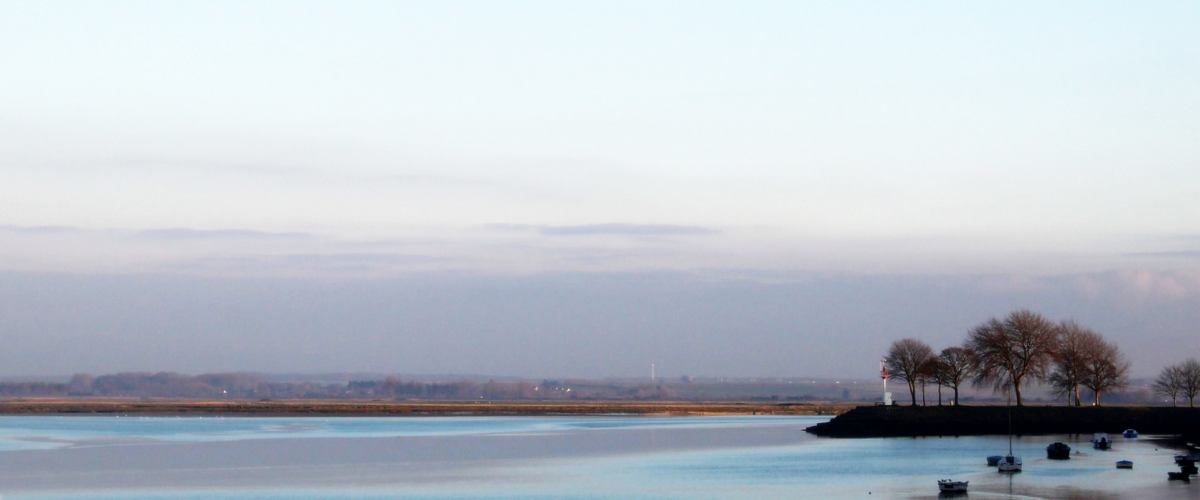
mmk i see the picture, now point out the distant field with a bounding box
[0,399,855,416]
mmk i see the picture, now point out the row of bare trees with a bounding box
[1153,360,1200,407]
[884,310,1130,407]
[881,339,972,406]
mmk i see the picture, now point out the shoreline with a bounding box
[0,399,853,417]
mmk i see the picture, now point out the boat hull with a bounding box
[938,480,968,493]
[1046,442,1071,460]
[997,455,1022,473]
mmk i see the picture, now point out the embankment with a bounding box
[805,405,1200,437]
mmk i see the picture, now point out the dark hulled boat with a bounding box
[1046,442,1071,460]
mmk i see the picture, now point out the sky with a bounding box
[1,1,1198,378]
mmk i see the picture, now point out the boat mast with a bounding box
[1007,391,1013,455]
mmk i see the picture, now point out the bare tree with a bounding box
[926,357,945,402]
[966,310,1059,406]
[1181,359,1200,408]
[1154,364,1184,407]
[935,347,974,406]
[917,358,940,406]
[1079,335,1129,406]
[885,338,934,406]
[1048,321,1095,407]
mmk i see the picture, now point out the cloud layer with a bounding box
[1,269,1196,379]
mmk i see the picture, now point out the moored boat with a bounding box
[1175,450,1200,465]
[997,394,1022,472]
[1046,442,1071,460]
[986,455,1002,466]
[1123,429,1138,438]
[998,454,1022,473]
[1093,433,1111,450]
[1116,460,1133,469]
[938,479,968,493]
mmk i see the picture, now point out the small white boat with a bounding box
[998,454,1023,473]
[1123,429,1138,438]
[938,479,968,493]
[1116,460,1133,469]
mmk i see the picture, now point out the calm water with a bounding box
[0,415,1192,499]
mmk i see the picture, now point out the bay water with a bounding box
[0,415,1189,498]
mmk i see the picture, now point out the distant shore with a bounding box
[806,405,1200,437]
[0,399,854,417]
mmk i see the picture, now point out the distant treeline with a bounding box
[0,371,1159,403]
[0,373,676,401]
[0,372,880,401]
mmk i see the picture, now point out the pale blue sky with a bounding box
[1,2,1198,377]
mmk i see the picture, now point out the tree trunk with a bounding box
[1073,385,1081,407]
[1013,382,1024,406]
[921,381,927,406]
[937,384,942,406]
[909,380,918,406]
[953,386,959,406]
[1094,390,1102,406]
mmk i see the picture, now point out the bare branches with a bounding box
[965,310,1058,406]
[1182,360,1200,407]
[884,309,1139,406]
[1078,335,1128,406]
[934,347,974,406]
[966,318,1010,391]
[884,338,934,406]
[1048,321,1126,407]
[1155,364,1184,406]
[1047,321,1091,406]
[1153,360,1200,407]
